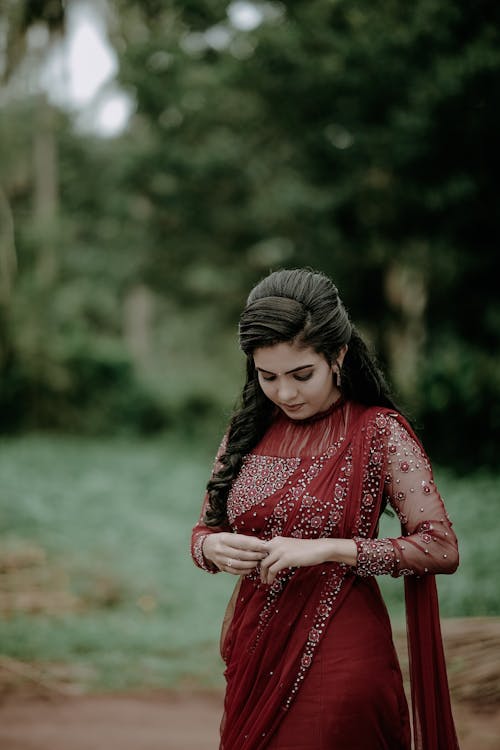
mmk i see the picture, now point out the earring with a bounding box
[334,367,342,389]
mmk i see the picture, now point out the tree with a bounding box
[110,0,499,463]
[0,1,168,432]
[1,0,499,463]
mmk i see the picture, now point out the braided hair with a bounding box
[204,269,397,526]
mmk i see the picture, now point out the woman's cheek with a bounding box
[259,380,274,400]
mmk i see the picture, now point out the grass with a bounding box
[0,433,498,691]
[0,432,234,691]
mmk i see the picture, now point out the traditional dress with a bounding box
[191,400,460,749]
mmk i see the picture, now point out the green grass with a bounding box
[0,433,234,691]
[0,434,498,691]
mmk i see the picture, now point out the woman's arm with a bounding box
[191,434,268,574]
[352,415,459,578]
[191,499,231,573]
[191,434,232,573]
[258,537,357,585]
[259,415,459,585]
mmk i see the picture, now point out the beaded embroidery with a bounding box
[192,534,218,573]
[192,405,458,728]
[353,414,456,578]
[284,412,390,706]
[227,454,301,524]
[354,538,397,576]
[246,439,346,653]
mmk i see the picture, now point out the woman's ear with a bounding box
[337,344,348,367]
[331,345,348,388]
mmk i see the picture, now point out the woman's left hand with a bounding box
[259,536,335,585]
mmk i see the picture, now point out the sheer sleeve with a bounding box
[191,434,232,573]
[353,415,459,578]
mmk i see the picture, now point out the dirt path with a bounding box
[0,692,222,750]
[0,692,498,750]
[0,618,499,749]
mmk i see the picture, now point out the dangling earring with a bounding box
[334,364,342,389]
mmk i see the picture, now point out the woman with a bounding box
[191,269,459,750]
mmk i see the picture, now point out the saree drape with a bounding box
[191,402,459,750]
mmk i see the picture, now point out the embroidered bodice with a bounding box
[191,401,458,578]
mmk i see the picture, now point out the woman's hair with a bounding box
[204,268,398,526]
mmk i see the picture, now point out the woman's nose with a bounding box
[277,379,298,402]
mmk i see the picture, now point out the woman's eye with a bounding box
[294,373,313,382]
[259,372,312,383]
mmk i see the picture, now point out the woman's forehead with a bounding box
[253,342,322,372]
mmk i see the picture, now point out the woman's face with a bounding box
[253,341,343,420]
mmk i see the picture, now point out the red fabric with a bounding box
[405,575,460,749]
[220,408,367,749]
[192,402,459,749]
[270,578,410,749]
[394,418,460,750]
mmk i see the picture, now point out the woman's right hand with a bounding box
[202,532,269,575]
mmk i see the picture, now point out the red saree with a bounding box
[191,400,460,749]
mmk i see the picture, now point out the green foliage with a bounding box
[0,1,499,464]
[0,434,497,690]
[418,337,500,467]
[110,0,500,464]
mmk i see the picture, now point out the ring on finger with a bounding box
[227,558,232,567]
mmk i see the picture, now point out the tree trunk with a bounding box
[123,284,155,372]
[33,94,59,288]
[0,183,17,305]
[384,262,427,405]
[0,183,17,369]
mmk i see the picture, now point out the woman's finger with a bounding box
[226,534,268,554]
[222,558,257,575]
[224,547,268,562]
[260,552,281,584]
[259,549,280,571]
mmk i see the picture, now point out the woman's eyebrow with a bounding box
[256,364,315,375]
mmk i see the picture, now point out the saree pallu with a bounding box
[219,406,458,750]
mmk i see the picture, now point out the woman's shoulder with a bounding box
[353,403,425,455]
[348,401,398,424]
[349,403,413,444]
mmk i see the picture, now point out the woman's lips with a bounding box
[281,403,305,412]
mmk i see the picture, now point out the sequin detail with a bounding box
[227,455,301,524]
[353,415,457,578]
[285,414,389,707]
[247,439,347,654]
[192,534,218,573]
[192,406,459,726]
[354,538,396,576]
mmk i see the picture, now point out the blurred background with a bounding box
[0,0,499,741]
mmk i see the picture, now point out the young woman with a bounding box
[191,269,460,750]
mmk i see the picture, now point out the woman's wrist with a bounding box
[202,534,214,563]
[320,538,358,566]
[201,534,221,572]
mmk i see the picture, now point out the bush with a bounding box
[0,343,169,435]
